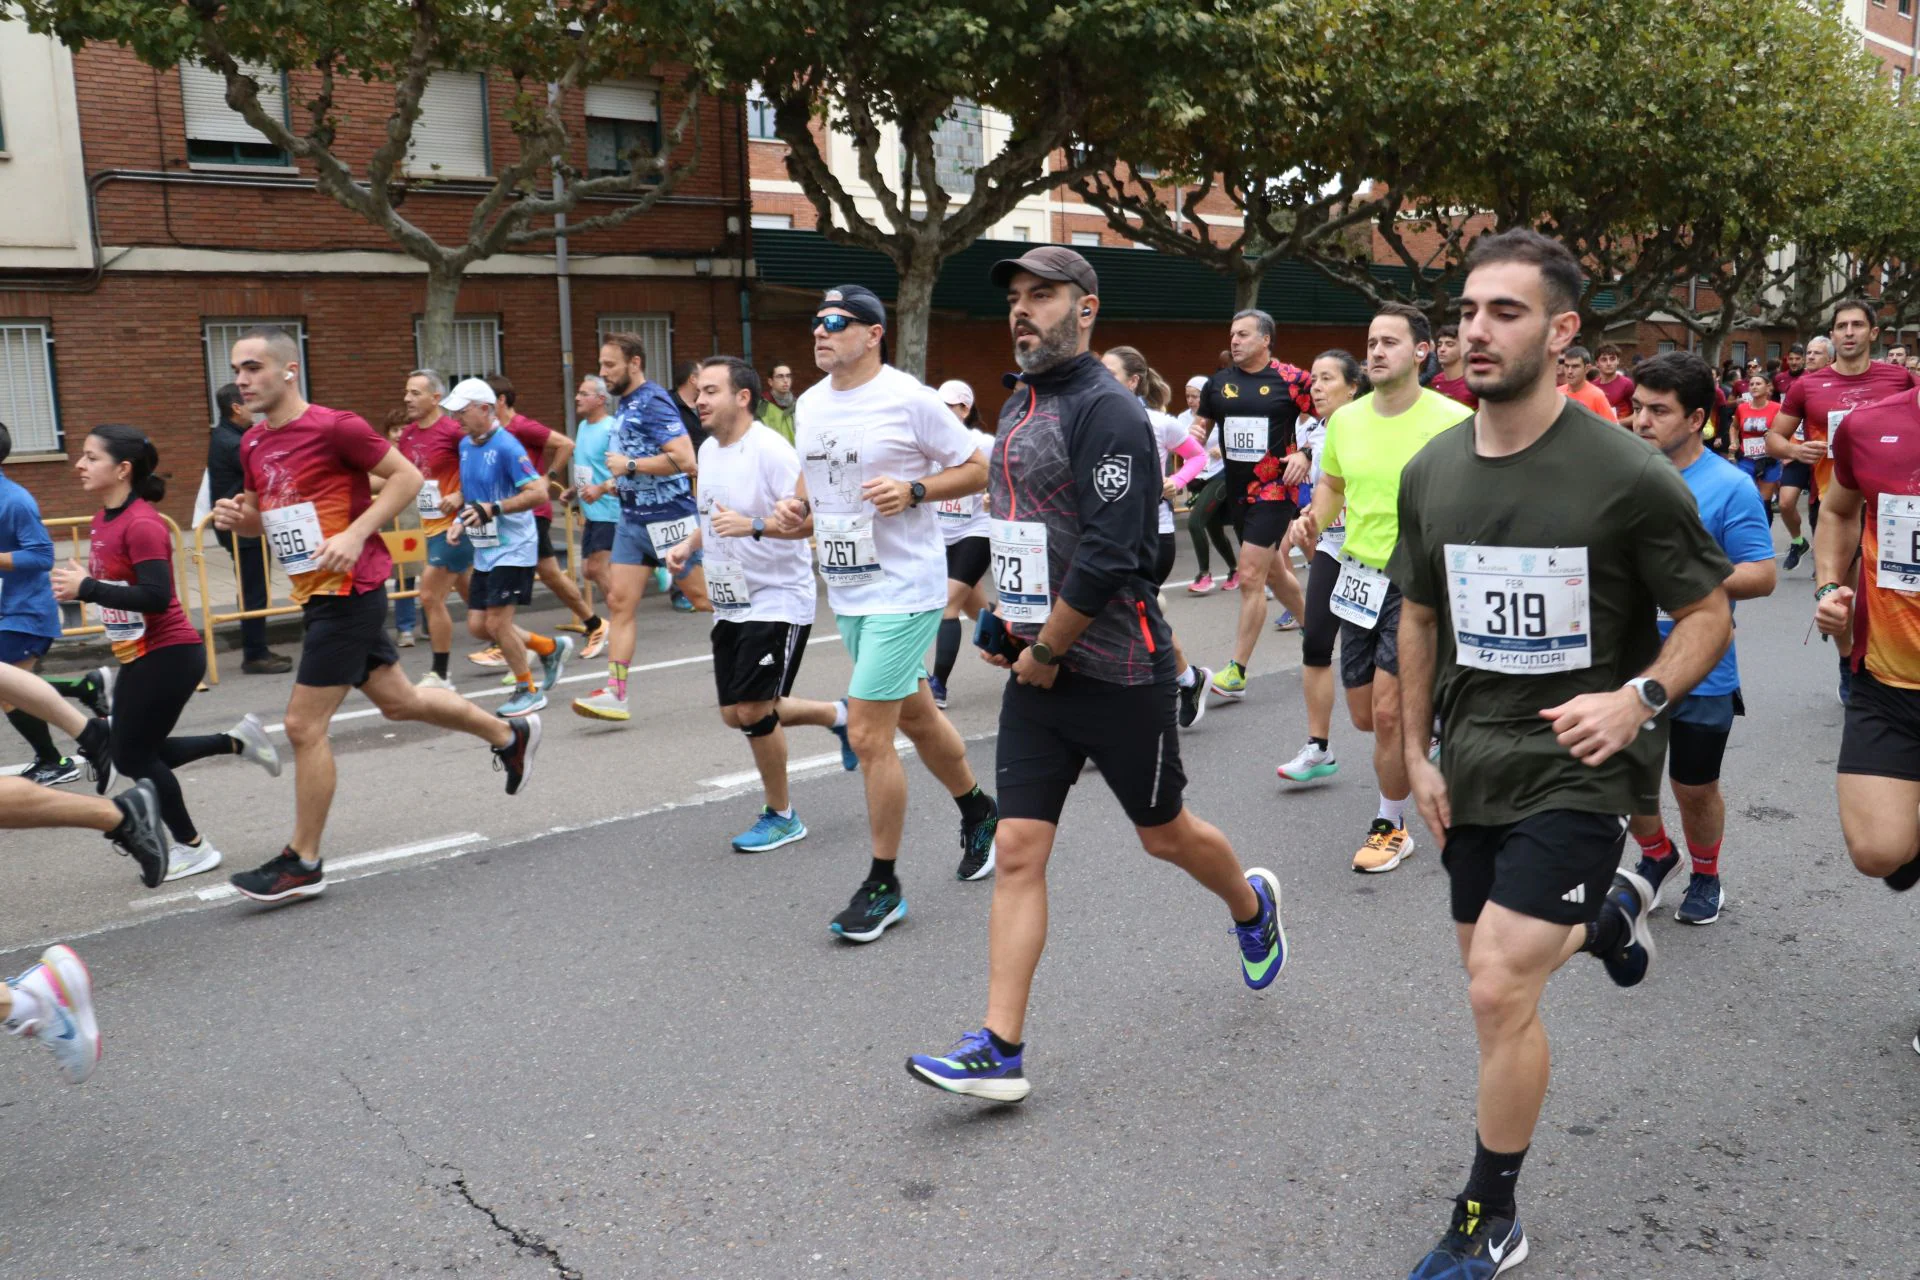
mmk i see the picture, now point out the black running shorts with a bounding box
[1237,498,1298,550]
[470,565,536,611]
[711,619,810,707]
[1338,581,1402,690]
[945,535,990,588]
[1779,460,1813,491]
[1838,668,1920,781]
[297,586,400,689]
[1443,809,1629,926]
[996,672,1185,828]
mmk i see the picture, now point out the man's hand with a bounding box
[438,493,462,517]
[49,558,86,603]
[1162,477,1182,500]
[211,496,246,532]
[606,451,632,475]
[1286,510,1319,554]
[708,503,753,539]
[1539,688,1647,767]
[1816,585,1855,638]
[1792,439,1829,465]
[771,496,809,534]
[1011,645,1059,689]
[316,528,369,574]
[1281,452,1311,485]
[862,476,913,516]
[664,540,689,576]
[1406,757,1451,850]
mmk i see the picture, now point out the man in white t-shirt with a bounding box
[666,357,847,854]
[770,285,1000,943]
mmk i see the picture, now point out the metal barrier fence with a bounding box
[42,514,193,643]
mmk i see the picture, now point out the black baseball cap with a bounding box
[990,245,1099,296]
[816,284,886,328]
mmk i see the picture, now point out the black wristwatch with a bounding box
[1028,640,1060,666]
[751,517,766,541]
[625,459,638,478]
[908,481,927,508]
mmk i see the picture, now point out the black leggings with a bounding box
[110,643,234,845]
[1301,549,1341,668]
[1186,476,1237,576]
[1153,532,1178,587]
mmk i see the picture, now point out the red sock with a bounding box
[1687,838,1721,877]
[1633,824,1674,861]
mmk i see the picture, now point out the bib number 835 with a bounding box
[1483,589,1547,638]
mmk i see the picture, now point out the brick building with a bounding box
[0,28,751,525]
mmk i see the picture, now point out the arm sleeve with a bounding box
[1632,456,1733,611]
[1387,463,1436,607]
[1167,434,1206,487]
[6,498,53,574]
[79,558,172,612]
[1058,396,1157,618]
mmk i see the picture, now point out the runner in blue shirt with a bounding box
[0,424,76,784]
[569,376,623,657]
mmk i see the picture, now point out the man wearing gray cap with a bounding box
[768,284,1000,944]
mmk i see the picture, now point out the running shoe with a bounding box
[1782,536,1809,572]
[1277,741,1337,783]
[78,719,113,794]
[1188,572,1215,595]
[906,1028,1030,1102]
[1634,848,1680,908]
[109,780,169,888]
[830,877,906,943]
[1407,1198,1528,1279]
[228,712,282,778]
[23,757,81,787]
[417,672,458,692]
[830,699,858,771]
[928,674,949,709]
[492,715,541,795]
[957,796,999,881]
[1210,661,1247,700]
[5,945,101,1085]
[540,634,574,691]
[230,849,326,903]
[1178,667,1211,729]
[1353,819,1415,873]
[1884,854,1920,892]
[75,667,113,719]
[497,687,548,718]
[165,839,223,882]
[1675,872,1724,925]
[1223,570,1240,591]
[581,617,610,660]
[468,646,507,668]
[572,688,631,722]
[654,566,671,593]
[731,807,808,853]
[396,629,416,648]
[1597,868,1656,988]
[1235,867,1287,989]
[671,589,694,613]
[1273,609,1299,632]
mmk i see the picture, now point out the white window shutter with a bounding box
[0,324,61,454]
[407,72,489,178]
[584,81,659,123]
[181,61,284,144]
[595,314,673,379]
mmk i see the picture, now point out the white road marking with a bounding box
[132,832,489,909]
[698,734,912,790]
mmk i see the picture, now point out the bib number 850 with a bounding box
[1482,588,1547,638]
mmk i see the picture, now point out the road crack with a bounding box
[340,1071,583,1279]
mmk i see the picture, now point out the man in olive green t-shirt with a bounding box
[1389,229,1733,1280]
[1289,303,1472,875]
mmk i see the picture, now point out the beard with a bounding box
[1013,310,1081,374]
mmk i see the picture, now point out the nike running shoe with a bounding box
[230,849,325,903]
[581,617,610,660]
[1277,741,1337,783]
[957,796,999,881]
[1178,667,1211,729]
[907,1028,1031,1102]
[830,699,858,771]
[1273,609,1299,632]
[468,646,506,668]
[1783,536,1809,572]
[1408,1198,1528,1278]
[1675,872,1724,925]
[165,839,223,882]
[229,712,282,778]
[731,807,807,854]
[109,780,169,889]
[23,757,81,787]
[5,945,102,1085]
[1235,868,1286,989]
[928,674,949,710]
[1634,848,1680,908]
[493,715,540,795]
[830,878,906,942]
[1211,661,1247,700]
[1353,819,1415,873]
[417,672,458,692]
[572,688,631,722]
[497,687,548,719]
[1188,572,1215,595]
[1597,868,1656,987]
[540,634,574,692]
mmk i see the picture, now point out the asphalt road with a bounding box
[3,530,1916,1280]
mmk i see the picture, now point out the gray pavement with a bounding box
[3,532,1918,1279]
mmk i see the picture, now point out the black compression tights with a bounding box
[1187,477,1237,576]
[109,644,235,844]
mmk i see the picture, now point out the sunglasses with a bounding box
[812,314,857,333]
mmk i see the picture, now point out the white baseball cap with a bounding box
[937,379,974,408]
[440,377,498,412]
[1186,375,1207,391]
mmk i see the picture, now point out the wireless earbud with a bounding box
[282,371,294,382]
[1081,306,1092,318]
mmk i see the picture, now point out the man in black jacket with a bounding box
[905,246,1287,1104]
[207,384,290,673]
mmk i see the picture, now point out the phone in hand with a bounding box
[974,609,1023,662]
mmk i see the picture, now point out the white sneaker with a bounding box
[165,839,224,881]
[228,712,281,778]
[6,945,101,1084]
[572,687,630,722]
[417,672,457,692]
[1276,741,1339,783]
[396,629,416,648]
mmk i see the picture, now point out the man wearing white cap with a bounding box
[928,379,998,709]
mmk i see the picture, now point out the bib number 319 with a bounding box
[1445,544,1591,674]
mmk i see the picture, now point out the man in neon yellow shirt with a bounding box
[1290,303,1472,873]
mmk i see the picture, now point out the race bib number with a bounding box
[1445,544,1592,674]
[935,496,973,521]
[1877,495,1920,593]
[1223,416,1268,463]
[706,560,752,616]
[416,479,443,515]
[814,512,882,586]
[1329,555,1390,630]
[990,519,1050,624]
[1741,434,1768,460]
[94,580,146,646]
[1828,408,1851,438]
[646,513,697,554]
[573,464,593,492]
[261,502,324,575]
[466,514,499,548]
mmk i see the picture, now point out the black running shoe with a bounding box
[956,794,998,881]
[230,850,326,903]
[829,878,906,943]
[1596,868,1655,988]
[108,780,169,889]
[1178,666,1211,730]
[23,757,81,787]
[76,669,112,720]
[1407,1197,1528,1278]
[1783,537,1809,572]
[492,715,541,796]
[78,718,113,795]
[1885,855,1920,892]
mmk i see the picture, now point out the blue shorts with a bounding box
[426,531,474,573]
[613,517,703,574]
[838,608,942,702]
[1671,691,1737,733]
[1735,456,1781,484]
[0,629,55,665]
[582,520,618,556]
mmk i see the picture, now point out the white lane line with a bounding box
[130,832,487,909]
[698,734,910,790]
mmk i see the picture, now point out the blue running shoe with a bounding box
[671,588,694,613]
[540,634,574,692]
[1633,848,1680,909]
[1235,867,1286,989]
[497,687,548,719]
[830,699,859,771]
[830,877,905,943]
[1408,1198,1528,1278]
[956,794,998,881]
[731,807,807,854]
[654,566,671,593]
[1675,871,1724,925]
[907,1028,1031,1102]
[1597,868,1655,987]
[1783,536,1809,572]
[928,673,949,709]
[1273,608,1299,632]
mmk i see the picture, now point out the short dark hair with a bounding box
[215,383,247,424]
[1464,228,1583,315]
[671,360,700,388]
[1563,345,1592,365]
[1832,297,1878,328]
[1632,351,1715,424]
[1374,302,1431,347]
[0,421,11,467]
[698,355,763,412]
[237,325,300,365]
[1437,324,1459,340]
[1596,342,1621,358]
[484,374,516,408]
[1312,349,1368,396]
[602,333,647,369]
[1789,341,1806,354]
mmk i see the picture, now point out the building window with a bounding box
[181,61,290,168]
[595,314,673,381]
[413,316,501,383]
[1903,0,1913,14]
[0,323,60,455]
[1656,340,1677,354]
[406,72,489,178]
[750,213,793,230]
[584,81,662,180]
[203,319,308,421]
[746,82,777,141]
[1070,231,1102,247]
[1766,342,1782,363]
[1007,226,1031,242]
[921,99,983,195]
[1730,341,1748,366]
[1133,162,1160,180]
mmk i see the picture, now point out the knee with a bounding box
[1847,835,1917,878]
[736,702,779,737]
[1137,815,1190,861]
[1347,697,1374,733]
[846,718,895,759]
[1466,965,1534,1034]
[994,826,1049,879]
[1372,692,1403,739]
[283,709,329,749]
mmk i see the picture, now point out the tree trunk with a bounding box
[891,246,940,379]
[417,263,465,381]
[1233,266,1263,315]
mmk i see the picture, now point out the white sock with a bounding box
[1378,793,1407,827]
[5,979,45,1032]
[775,807,794,820]
[832,701,849,729]
[1177,665,1196,688]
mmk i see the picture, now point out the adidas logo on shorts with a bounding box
[1561,884,1586,905]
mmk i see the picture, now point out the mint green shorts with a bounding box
[838,608,941,703]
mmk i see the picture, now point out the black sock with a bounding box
[987,1029,1022,1057]
[432,651,450,678]
[1309,735,1329,752]
[584,614,602,631]
[933,617,962,683]
[1584,904,1628,956]
[867,857,896,888]
[1461,1134,1527,1215]
[6,709,60,766]
[954,785,995,826]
